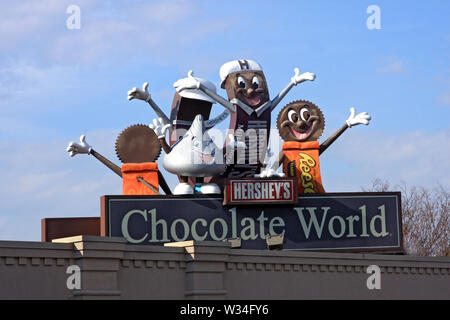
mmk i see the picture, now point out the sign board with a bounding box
[101,192,403,252]
[223,178,297,205]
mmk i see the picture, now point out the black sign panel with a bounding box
[101,192,403,252]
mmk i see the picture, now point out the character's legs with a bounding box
[173,176,193,195]
[193,177,221,194]
[194,177,204,194]
[199,183,221,194]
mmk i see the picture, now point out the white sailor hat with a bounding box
[178,77,217,103]
[219,59,263,88]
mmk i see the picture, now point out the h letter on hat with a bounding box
[238,60,250,70]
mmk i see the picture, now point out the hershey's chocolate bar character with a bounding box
[174,60,315,187]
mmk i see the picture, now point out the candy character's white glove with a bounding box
[149,117,171,139]
[254,169,286,178]
[66,135,92,157]
[291,67,316,85]
[345,107,371,127]
[127,82,151,102]
[173,70,200,93]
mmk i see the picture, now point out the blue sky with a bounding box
[0,0,449,241]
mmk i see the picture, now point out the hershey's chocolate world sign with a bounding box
[101,193,403,252]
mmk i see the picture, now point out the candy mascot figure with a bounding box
[261,100,371,194]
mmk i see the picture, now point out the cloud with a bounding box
[376,56,407,74]
[0,128,122,241]
[0,61,79,109]
[320,128,450,192]
[0,0,66,47]
[0,0,232,67]
[0,0,234,114]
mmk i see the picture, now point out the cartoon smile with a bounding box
[286,120,318,141]
[195,149,215,164]
[240,92,263,107]
[233,72,268,108]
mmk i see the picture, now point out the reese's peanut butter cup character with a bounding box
[66,124,172,195]
[261,100,371,194]
[282,140,325,193]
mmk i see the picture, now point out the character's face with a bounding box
[277,100,325,142]
[192,135,216,164]
[224,71,269,108]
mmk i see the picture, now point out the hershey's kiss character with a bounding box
[151,114,228,195]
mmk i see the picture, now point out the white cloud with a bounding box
[0,128,122,241]
[376,56,407,74]
[0,62,79,108]
[320,129,450,192]
[0,0,66,47]
[0,0,231,67]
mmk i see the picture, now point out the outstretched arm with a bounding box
[270,67,316,111]
[174,71,236,113]
[149,117,172,154]
[319,124,348,155]
[127,82,172,129]
[67,134,172,195]
[66,135,122,177]
[319,107,371,155]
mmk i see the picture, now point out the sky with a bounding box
[0,0,449,241]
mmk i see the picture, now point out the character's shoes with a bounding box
[199,183,221,194]
[173,183,194,195]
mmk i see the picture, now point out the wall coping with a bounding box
[0,237,449,265]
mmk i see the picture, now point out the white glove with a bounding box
[149,117,171,139]
[127,82,150,102]
[291,67,316,85]
[66,135,92,157]
[173,70,200,93]
[254,169,286,178]
[345,107,371,127]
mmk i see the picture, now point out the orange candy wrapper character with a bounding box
[121,162,159,195]
[282,141,325,194]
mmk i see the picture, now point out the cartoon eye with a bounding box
[193,140,200,148]
[299,108,311,121]
[288,109,298,123]
[237,76,246,89]
[251,76,260,89]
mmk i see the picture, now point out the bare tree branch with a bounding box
[363,179,449,256]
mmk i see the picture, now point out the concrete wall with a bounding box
[0,236,449,300]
